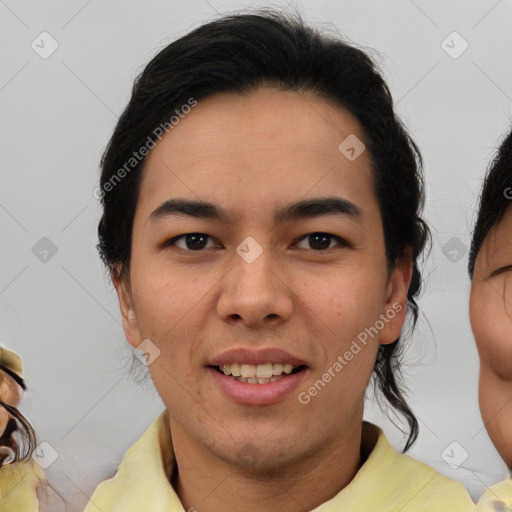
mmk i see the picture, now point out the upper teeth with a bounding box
[221,363,296,378]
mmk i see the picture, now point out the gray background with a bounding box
[1,0,511,509]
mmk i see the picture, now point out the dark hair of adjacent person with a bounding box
[96,10,430,451]
[469,127,512,278]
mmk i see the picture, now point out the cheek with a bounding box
[326,260,387,320]
[478,371,512,467]
[471,285,512,380]
[299,265,386,368]
[321,284,383,332]
[0,379,20,407]
[129,259,218,381]
[134,269,203,398]
[130,257,203,337]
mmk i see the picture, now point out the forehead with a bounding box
[136,87,377,223]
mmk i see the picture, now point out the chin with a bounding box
[229,448,303,474]
[212,435,311,473]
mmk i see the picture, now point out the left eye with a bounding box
[295,232,348,251]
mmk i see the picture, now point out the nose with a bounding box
[216,246,294,329]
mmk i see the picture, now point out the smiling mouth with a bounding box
[211,362,307,384]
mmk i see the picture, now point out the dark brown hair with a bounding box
[469,126,512,278]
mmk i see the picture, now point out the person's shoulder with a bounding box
[352,422,476,511]
[84,413,162,509]
[0,460,44,512]
[84,411,180,512]
[476,478,512,511]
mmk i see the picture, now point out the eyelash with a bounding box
[163,232,351,252]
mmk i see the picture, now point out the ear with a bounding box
[111,265,143,349]
[379,247,413,345]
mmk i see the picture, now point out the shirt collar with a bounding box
[96,409,387,511]
[87,410,419,512]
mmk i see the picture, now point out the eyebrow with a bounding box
[148,197,362,224]
[488,264,512,279]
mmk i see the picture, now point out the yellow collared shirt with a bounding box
[85,411,476,512]
[477,478,512,511]
[0,460,44,512]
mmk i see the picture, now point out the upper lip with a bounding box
[207,347,308,367]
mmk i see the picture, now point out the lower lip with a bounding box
[207,367,308,406]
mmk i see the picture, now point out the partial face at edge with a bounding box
[113,87,412,470]
[470,205,512,468]
[0,372,22,433]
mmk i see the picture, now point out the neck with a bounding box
[168,415,364,512]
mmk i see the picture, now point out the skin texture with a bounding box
[0,372,22,434]
[113,87,412,512]
[470,205,512,468]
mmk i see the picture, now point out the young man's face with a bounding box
[470,205,512,468]
[114,87,411,470]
